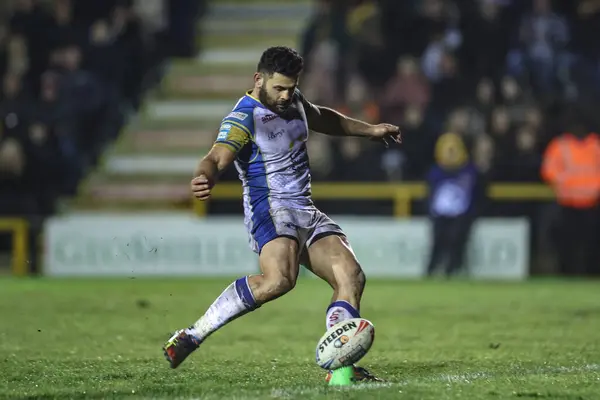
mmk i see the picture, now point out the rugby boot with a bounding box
[163,329,201,368]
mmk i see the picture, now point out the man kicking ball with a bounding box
[163,46,401,384]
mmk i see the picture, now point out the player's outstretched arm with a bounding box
[304,102,401,147]
[191,146,236,201]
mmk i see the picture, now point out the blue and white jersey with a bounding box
[214,89,325,251]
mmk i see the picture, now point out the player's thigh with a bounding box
[259,236,301,288]
[253,207,306,282]
[305,233,365,291]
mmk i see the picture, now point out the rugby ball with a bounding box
[315,318,375,370]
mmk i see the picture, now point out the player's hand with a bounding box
[369,123,401,147]
[191,174,213,200]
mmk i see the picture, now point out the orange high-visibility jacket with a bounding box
[541,133,600,208]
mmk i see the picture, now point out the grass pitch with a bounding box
[1,278,599,399]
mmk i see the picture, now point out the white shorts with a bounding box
[247,206,345,254]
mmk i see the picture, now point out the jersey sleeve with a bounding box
[214,109,254,153]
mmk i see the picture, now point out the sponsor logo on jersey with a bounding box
[261,114,277,124]
[268,130,284,140]
[227,112,248,121]
[217,123,232,140]
[318,321,357,353]
[217,131,228,140]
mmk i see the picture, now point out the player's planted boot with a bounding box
[163,329,201,368]
[326,365,384,385]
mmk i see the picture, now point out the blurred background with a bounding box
[0,0,599,279]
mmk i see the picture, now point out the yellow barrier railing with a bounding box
[0,218,29,276]
[194,182,555,217]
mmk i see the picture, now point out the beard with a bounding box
[258,86,292,114]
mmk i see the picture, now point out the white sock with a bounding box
[326,300,360,329]
[186,277,258,342]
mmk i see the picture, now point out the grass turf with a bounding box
[0,278,599,399]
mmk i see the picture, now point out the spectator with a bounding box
[488,106,512,153]
[513,125,543,181]
[348,0,388,90]
[541,116,600,276]
[471,133,495,175]
[396,105,437,180]
[300,0,352,106]
[459,0,511,79]
[9,0,51,82]
[6,34,28,76]
[444,107,470,137]
[496,125,542,182]
[300,40,338,107]
[381,56,431,124]
[508,0,570,95]
[0,72,30,137]
[570,0,600,100]
[22,121,62,215]
[47,0,80,52]
[463,77,495,137]
[524,106,544,132]
[425,133,485,277]
[0,137,33,215]
[85,20,125,90]
[430,52,467,115]
[501,75,535,124]
[0,24,9,78]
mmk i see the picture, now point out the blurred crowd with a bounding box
[1,0,598,275]
[299,0,600,183]
[0,0,204,217]
[296,0,600,276]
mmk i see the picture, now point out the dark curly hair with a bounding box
[257,46,304,77]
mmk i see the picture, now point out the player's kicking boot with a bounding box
[326,365,384,385]
[163,330,201,369]
[162,277,259,369]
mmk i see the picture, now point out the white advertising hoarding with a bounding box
[44,213,529,279]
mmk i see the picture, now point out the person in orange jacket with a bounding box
[541,117,600,276]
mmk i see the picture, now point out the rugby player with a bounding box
[163,46,401,383]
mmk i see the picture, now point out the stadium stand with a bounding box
[76,0,313,209]
[1,0,599,275]
[293,0,600,274]
[297,0,600,185]
[0,0,204,270]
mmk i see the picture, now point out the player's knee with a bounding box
[277,273,297,294]
[258,237,300,299]
[263,272,296,296]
